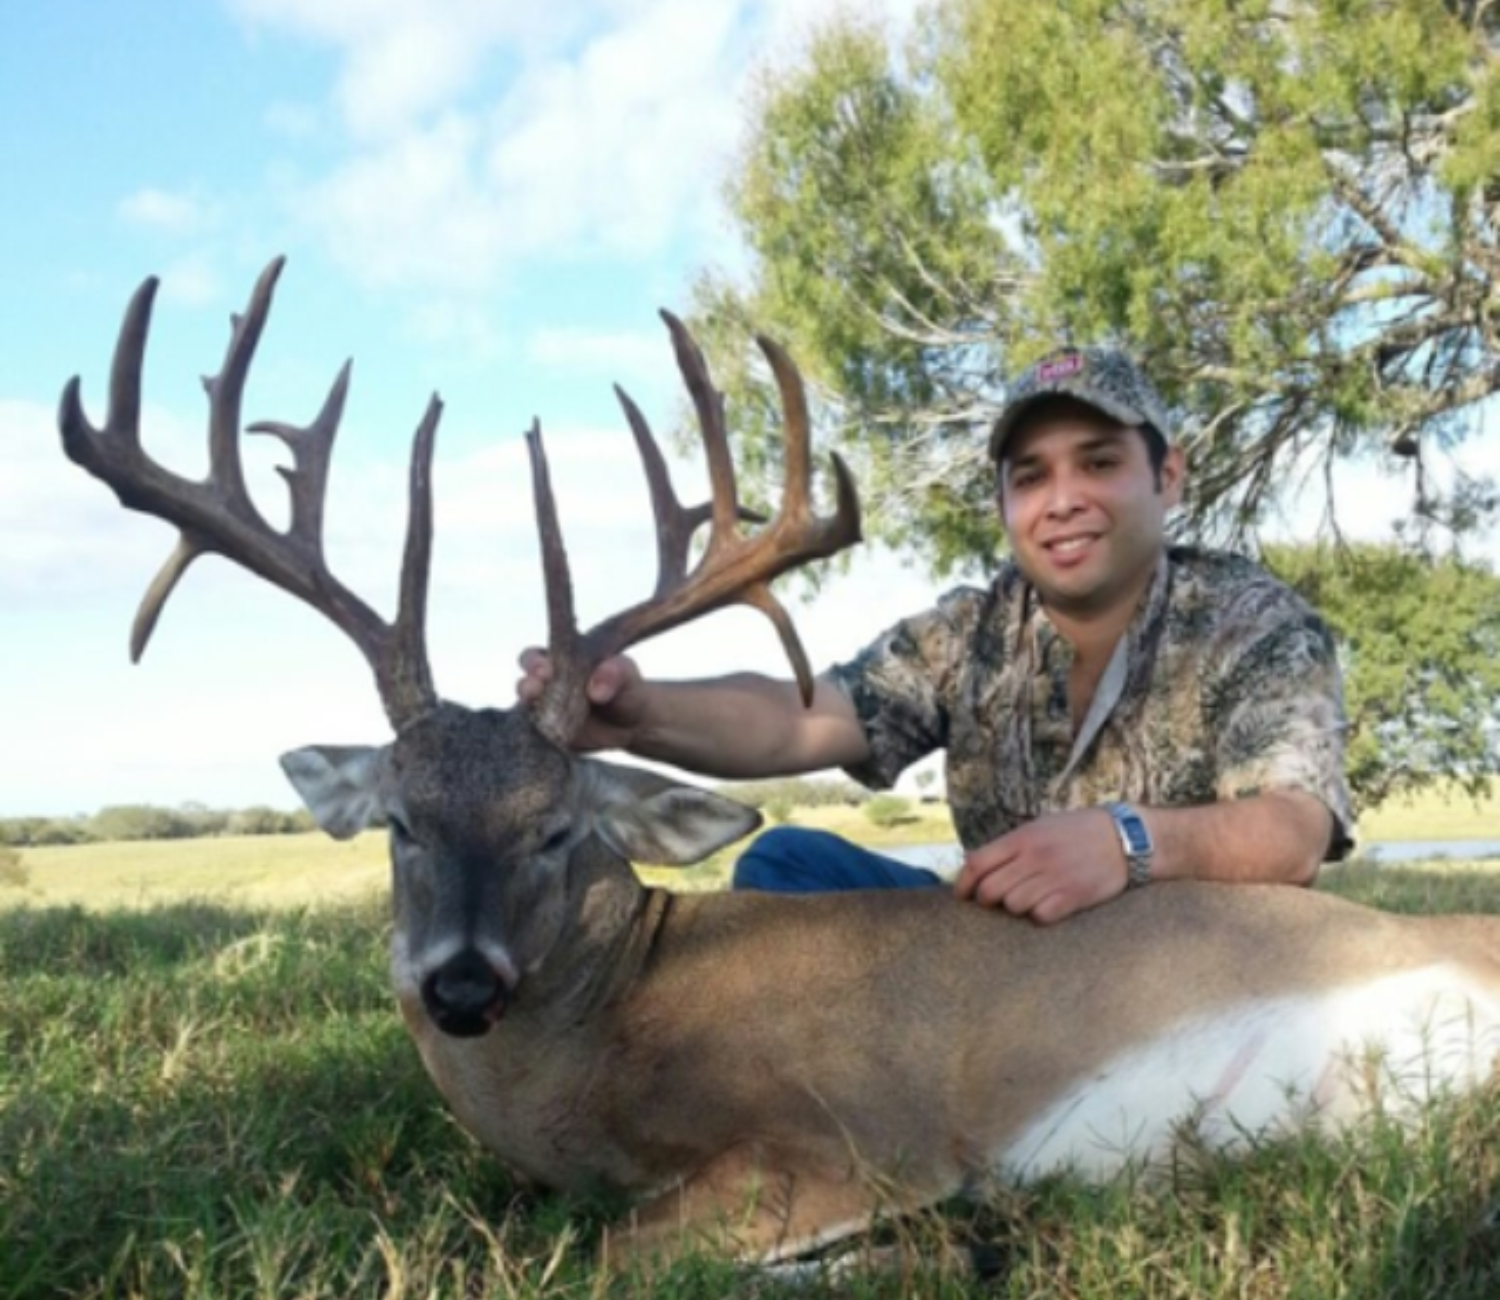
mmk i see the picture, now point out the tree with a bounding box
[1265,540,1500,808]
[693,0,1500,570]
[88,804,197,842]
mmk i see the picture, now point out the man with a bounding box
[519,347,1354,924]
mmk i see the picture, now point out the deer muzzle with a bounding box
[421,948,513,1037]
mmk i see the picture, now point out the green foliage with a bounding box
[1266,540,1500,809]
[89,803,204,842]
[863,793,914,828]
[698,0,1500,567]
[763,796,795,825]
[0,815,94,847]
[0,804,316,846]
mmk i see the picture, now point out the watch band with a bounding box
[1104,801,1154,889]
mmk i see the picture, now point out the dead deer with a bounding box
[61,259,1500,1273]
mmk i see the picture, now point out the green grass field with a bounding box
[3,801,1499,1298]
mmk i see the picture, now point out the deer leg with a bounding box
[601,1145,887,1272]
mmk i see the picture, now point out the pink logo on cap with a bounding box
[1037,354,1086,383]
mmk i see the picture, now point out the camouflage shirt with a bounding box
[828,547,1354,859]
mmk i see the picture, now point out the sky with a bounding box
[2,1,1495,818]
[1,0,944,817]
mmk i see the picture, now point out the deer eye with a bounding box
[539,826,570,855]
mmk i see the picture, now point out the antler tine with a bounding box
[385,395,442,720]
[59,258,440,731]
[525,419,592,747]
[526,313,862,745]
[660,311,743,557]
[612,383,769,596]
[613,384,709,596]
[757,332,861,552]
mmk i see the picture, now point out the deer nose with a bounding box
[421,950,510,1037]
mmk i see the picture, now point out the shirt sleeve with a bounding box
[1205,599,1356,860]
[825,586,988,790]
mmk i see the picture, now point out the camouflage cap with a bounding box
[988,347,1172,462]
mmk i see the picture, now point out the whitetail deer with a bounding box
[62,260,1500,1273]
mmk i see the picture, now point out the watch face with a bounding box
[1118,812,1151,856]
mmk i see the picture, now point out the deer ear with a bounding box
[280,745,389,840]
[583,759,762,867]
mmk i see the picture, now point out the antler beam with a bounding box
[527,311,862,747]
[58,257,441,730]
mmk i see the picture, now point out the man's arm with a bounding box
[516,650,870,778]
[1147,789,1329,885]
[954,789,1331,925]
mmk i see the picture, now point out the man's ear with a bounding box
[1159,444,1187,507]
[280,745,389,840]
[581,758,762,866]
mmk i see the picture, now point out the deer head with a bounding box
[61,258,861,1038]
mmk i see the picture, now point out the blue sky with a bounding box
[1,0,939,816]
[2,1,1492,818]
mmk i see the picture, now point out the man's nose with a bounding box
[1043,470,1086,516]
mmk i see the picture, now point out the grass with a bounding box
[3,824,1500,1297]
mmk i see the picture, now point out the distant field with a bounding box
[4,782,1494,913]
[1356,781,1500,842]
[4,832,390,911]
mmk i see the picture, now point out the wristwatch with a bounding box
[1104,802,1154,889]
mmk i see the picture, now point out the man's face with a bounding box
[998,403,1184,621]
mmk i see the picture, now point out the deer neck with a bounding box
[514,836,668,1025]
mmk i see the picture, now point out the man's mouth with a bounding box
[1043,534,1099,565]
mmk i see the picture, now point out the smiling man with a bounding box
[518,347,1354,923]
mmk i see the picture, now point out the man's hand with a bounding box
[516,648,647,752]
[954,808,1130,925]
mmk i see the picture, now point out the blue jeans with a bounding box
[732,826,942,893]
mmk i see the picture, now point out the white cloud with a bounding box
[118,187,210,234]
[230,0,579,140]
[1,399,205,606]
[233,0,924,291]
[291,113,508,289]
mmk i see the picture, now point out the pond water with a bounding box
[1359,839,1500,863]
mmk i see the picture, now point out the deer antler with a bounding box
[527,310,862,747]
[58,258,441,730]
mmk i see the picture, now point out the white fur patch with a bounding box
[390,933,518,999]
[1000,964,1500,1181]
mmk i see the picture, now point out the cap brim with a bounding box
[988,391,1154,461]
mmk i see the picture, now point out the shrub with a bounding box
[717,777,869,811]
[763,797,795,825]
[863,794,913,829]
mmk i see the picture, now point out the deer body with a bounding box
[61,260,1500,1271]
[391,804,1500,1262]
[313,703,1500,1265]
